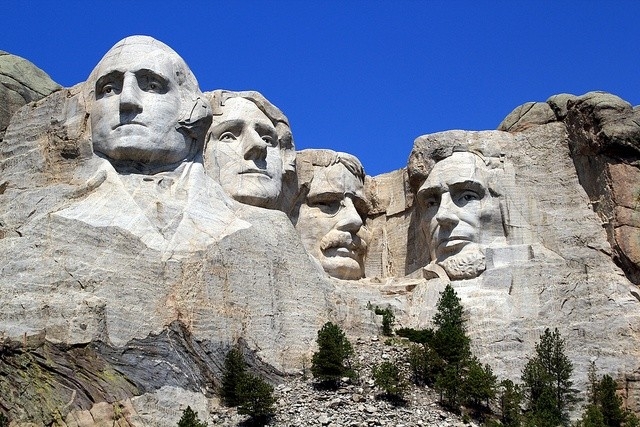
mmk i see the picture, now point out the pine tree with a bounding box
[463,357,497,409]
[221,347,247,407]
[499,379,523,427]
[431,284,472,409]
[598,375,625,427]
[236,373,276,425]
[373,306,395,336]
[522,328,575,427]
[372,360,407,402]
[177,406,207,427]
[432,284,470,365]
[311,322,355,387]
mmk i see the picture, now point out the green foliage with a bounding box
[521,328,575,427]
[311,322,355,386]
[499,379,523,427]
[598,375,625,427]
[372,360,407,400]
[177,406,207,427]
[432,284,471,366]
[408,343,444,386]
[578,405,606,427]
[221,347,246,407]
[396,327,434,345]
[463,357,498,409]
[0,414,7,427]
[373,306,396,336]
[626,412,640,427]
[581,365,627,427]
[436,364,463,410]
[236,373,276,424]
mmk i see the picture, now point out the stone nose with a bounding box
[243,130,268,161]
[119,73,143,115]
[435,192,460,228]
[336,196,363,233]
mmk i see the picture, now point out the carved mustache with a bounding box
[320,231,367,254]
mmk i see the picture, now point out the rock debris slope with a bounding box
[1,40,640,426]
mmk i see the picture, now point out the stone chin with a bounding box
[93,128,191,165]
[437,244,486,280]
[228,178,281,209]
[318,249,364,280]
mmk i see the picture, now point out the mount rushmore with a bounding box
[1,36,640,425]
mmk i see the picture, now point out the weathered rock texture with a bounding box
[1,44,640,426]
[0,51,60,139]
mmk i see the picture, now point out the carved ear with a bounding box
[178,96,213,139]
[277,123,296,174]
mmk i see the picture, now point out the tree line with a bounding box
[177,283,638,427]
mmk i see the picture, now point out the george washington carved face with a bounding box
[87,36,209,169]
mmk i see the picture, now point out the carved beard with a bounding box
[438,246,486,280]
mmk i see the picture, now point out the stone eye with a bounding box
[99,83,118,96]
[219,132,237,142]
[458,191,479,204]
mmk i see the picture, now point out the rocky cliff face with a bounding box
[1,41,640,426]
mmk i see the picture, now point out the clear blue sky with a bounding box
[2,1,639,176]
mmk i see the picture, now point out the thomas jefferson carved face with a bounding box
[206,98,284,208]
[296,161,368,280]
[417,152,504,279]
[89,37,201,167]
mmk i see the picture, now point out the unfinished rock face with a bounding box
[1,37,640,425]
[0,51,60,140]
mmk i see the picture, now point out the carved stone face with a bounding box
[206,98,283,208]
[417,152,504,279]
[90,41,190,165]
[296,163,367,280]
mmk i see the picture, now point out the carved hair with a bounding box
[206,90,296,174]
[295,149,365,186]
[407,130,509,196]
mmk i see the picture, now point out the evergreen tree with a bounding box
[373,306,395,336]
[598,375,625,427]
[177,406,208,427]
[463,357,497,409]
[579,404,606,427]
[431,284,472,409]
[221,347,247,407]
[236,373,276,425]
[372,360,407,401]
[435,364,462,409]
[499,379,523,427]
[521,328,575,427]
[407,343,444,386]
[432,284,470,365]
[311,322,355,387]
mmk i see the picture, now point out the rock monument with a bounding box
[293,149,369,280]
[1,36,640,426]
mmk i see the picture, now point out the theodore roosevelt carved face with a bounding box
[417,151,505,279]
[87,36,210,170]
[205,92,295,209]
[295,151,368,280]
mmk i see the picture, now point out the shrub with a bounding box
[373,306,395,336]
[236,373,276,425]
[521,328,575,427]
[396,327,433,345]
[372,360,407,401]
[221,347,247,407]
[311,322,355,387]
[177,406,207,427]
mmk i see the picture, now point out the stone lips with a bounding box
[0,42,640,425]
